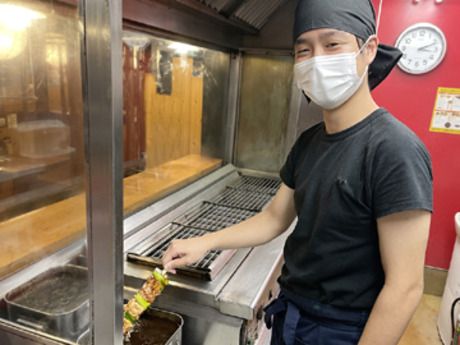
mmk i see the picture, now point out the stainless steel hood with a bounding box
[195,0,288,30]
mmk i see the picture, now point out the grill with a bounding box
[127,174,279,280]
[210,187,272,212]
[127,224,235,280]
[173,202,256,231]
[229,175,281,195]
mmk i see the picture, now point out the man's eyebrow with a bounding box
[318,30,349,40]
[295,37,309,46]
[295,30,350,46]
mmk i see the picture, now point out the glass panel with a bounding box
[122,31,229,215]
[0,1,90,344]
[236,55,293,172]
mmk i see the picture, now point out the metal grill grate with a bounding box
[174,202,256,231]
[229,175,281,195]
[128,175,278,280]
[143,224,220,270]
[210,187,272,212]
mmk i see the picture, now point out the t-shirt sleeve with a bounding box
[371,136,433,218]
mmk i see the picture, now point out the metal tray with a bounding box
[77,308,183,345]
[5,265,89,341]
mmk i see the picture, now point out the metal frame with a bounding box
[226,52,243,165]
[123,0,246,50]
[81,0,124,344]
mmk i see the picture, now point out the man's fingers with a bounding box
[162,241,183,267]
[161,247,177,268]
[164,256,190,274]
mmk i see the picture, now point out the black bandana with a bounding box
[294,0,402,90]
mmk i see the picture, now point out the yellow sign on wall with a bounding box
[430,87,460,135]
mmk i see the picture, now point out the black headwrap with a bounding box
[294,0,402,90]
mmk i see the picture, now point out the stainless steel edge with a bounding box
[225,53,243,165]
[81,0,124,343]
[237,168,280,179]
[0,319,74,345]
[217,221,296,320]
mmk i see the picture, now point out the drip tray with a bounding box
[127,224,236,281]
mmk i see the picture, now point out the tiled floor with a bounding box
[399,294,443,345]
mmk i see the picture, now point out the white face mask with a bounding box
[294,39,371,110]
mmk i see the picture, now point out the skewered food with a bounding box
[123,268,169,336]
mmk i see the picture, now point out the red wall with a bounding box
[371,0,460,269]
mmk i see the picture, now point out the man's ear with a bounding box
[366,36,379,65]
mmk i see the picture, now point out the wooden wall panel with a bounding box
[190,74,203,154]
[122,43,147,171]
[145,56,204,169]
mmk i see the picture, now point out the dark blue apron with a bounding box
[264,289,370,345]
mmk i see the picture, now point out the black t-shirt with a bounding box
[279,108,433,310]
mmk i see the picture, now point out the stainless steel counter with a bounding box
[0,165,292,345]
[123,165,293,345]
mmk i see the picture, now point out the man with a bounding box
[162,0,433,344]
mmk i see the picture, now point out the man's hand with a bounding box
[162,236,212,274]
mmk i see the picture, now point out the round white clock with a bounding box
[395,23,447,75]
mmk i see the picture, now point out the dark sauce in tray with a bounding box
[78,313,180,345]
[12,270,88,313]
[125,316,179,345]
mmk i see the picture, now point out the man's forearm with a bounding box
[358,284,423,345]
[203,210,291,251]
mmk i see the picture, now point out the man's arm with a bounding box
[162,184,296,273]
[358,210,431,345]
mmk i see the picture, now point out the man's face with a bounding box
[294,28,378,77]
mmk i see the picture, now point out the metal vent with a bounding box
[233,0,287,29]
[198,0,231,12]
[174,202,256,231]
[229,175,281,195]
[210,187,272,212]
[197,0,288,30]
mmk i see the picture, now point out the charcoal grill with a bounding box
[127,174,279,281]
[127,175,280,281]
[127,223,236,280]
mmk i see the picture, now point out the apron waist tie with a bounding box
[264,294,301,345]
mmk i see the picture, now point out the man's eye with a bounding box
[296,49,310,55]
[326,42,340,48]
